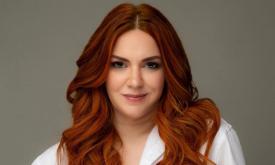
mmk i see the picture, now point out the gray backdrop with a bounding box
[1,0,274,164]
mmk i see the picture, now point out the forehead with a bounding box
[112,29,161,59]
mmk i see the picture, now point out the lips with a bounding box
[123,93,147,97]
[122,93,147,102]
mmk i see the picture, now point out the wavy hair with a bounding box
[57,3,221,165]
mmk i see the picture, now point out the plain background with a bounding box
[0,0,274,164]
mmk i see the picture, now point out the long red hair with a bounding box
[57,3,220,165]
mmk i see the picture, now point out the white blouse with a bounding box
[32,119,245,165]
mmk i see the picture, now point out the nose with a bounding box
[127,66,144,89]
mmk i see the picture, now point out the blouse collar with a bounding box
[139,125,165,165]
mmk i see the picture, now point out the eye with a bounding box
[111,61,127,68]
[145,62,161,69]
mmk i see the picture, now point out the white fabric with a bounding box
[32,119,245,165]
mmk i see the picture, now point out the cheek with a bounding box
[106,71,125,92]
[145,71,165,91]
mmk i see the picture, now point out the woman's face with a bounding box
[106,29,165,122]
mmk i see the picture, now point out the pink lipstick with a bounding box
[122,93,147,103]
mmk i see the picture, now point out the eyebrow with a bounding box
[111,55,161,62]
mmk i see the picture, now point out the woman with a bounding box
[32,3,245,165]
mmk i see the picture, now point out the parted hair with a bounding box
[57,3,221,165]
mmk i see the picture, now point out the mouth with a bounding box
[122,93,148,103]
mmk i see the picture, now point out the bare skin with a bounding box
[113,110,156,165]
[106,29,164,165]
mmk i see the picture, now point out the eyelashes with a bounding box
[110,61,161,70]
[146,62,161,69]
[111,61,126,68]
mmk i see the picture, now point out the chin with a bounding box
[116,106,154,120]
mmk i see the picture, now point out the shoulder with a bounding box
[215,118,235,140]
[208,118,246,165]
[32,142,67,165]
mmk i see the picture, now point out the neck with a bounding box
[113,111,156,147]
